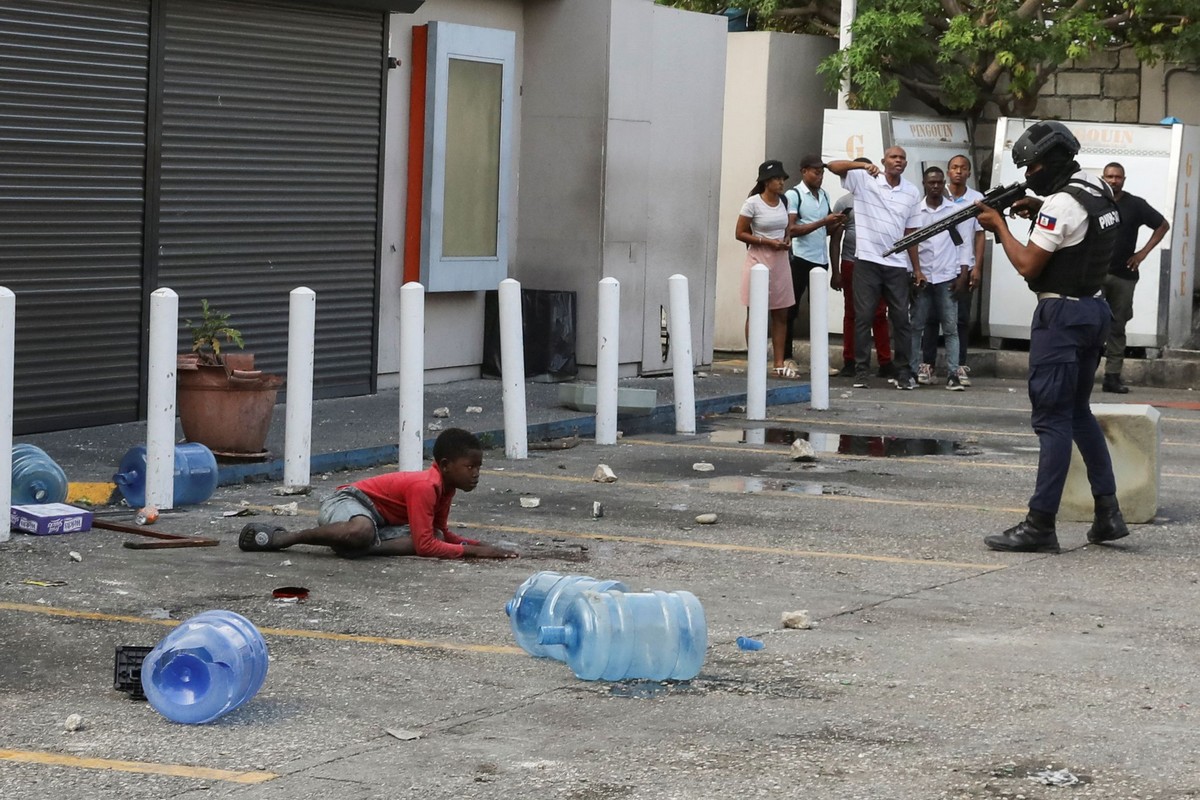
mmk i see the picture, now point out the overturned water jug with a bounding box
[538,589,707,682]
[505,571,629,660]
[141,610,269,724]
[11,443,68,505]
[113,443,219,508]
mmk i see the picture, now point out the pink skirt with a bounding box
[739,245,795,310]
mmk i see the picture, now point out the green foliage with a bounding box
[186,299,244,364]
[656,1,1200,116]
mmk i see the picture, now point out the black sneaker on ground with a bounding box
[946,375,965,391]
[1102,374,1130,394]
[984,518,1060,553]
[877,362,898,379]
[852,371,870,388]
[837,361,857,377]
[894,374,917,390]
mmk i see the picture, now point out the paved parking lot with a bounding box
[3,375,1199,799]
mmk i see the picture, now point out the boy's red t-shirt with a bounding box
[341,465,480,558]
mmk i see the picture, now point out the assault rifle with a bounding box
[882,181,1029,257]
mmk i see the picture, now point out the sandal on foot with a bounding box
[771,365,799,379]
[239,523,286,552]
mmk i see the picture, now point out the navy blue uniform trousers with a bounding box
[1027,295,1117,515]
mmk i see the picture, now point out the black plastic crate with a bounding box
[113,646,152,701]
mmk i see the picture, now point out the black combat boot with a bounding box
[1087,494,1129,544]
[984,510,1060,553]
[1102,373,1130,394]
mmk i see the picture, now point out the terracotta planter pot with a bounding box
[177,359,283,457]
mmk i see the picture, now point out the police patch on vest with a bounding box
[1098,209,1121,229]
[1036,213,1057,231]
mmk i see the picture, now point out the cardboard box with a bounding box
[10,503,94,535]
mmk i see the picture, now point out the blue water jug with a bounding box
[538,589,707,681]
[11,443,68,505]
[505,571,629,660]
[113,443,219,508]
[141,610,269,724]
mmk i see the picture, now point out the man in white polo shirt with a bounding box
[905,166,969,390]
[827,147,923,389]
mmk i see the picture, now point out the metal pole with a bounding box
[838,0,856,110]
[595,277,620,445]
[146,288,178,510]
[0,288,14,543]
[498,278,528,459]
[284,287,316,490]
[398,282,425,471]
[809,267,830,410]
[668,274,696,434]
[746,264,769,421]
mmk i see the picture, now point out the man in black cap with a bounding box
[973,121,1129,553]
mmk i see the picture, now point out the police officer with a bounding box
[973,121,1129,553]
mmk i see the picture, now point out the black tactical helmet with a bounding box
[1012,121,1080,168]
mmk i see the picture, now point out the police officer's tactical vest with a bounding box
[1028,179,1121,296]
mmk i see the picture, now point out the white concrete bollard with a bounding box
[668,274,696,435]
[284,287,316,491]
[808,267,830,410]
[595,277,620,445]
[746,264,769,421]
[146,288,179,510]
[0,287,14,543]
[498,279,528,459]
[398,282,425,472]
[1060,403,1161,524]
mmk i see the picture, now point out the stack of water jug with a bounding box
[506,571,707,681]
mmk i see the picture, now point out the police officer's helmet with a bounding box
[1012,121,1080,168]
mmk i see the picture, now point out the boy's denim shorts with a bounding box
[317,487,411,545]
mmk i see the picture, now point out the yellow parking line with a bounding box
[0,601,523,655]
[459,522,1003,571]
[0,748,276,784]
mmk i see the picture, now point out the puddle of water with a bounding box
[708,427,962,458]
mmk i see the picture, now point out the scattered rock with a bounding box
[592,464,617,483]
[141,608,172,620]
[782,610,811,629]
[432,407,450,418]
[519,497,541,509]
[427,421,443,432]
[789,439,817,462]
[592,501,604,519]
[68,551,82,563]
[694,513,718,525]
[730,404,746,413]
[465,406,483,414]
[271,502,299,516]
[385,728,423,741]
[271,485,312,496]
[692,462,715,472]
[64,714,84,732]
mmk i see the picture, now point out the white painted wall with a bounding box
[380,0,725,385]
[714,32,837,351]
[379,0,526,388]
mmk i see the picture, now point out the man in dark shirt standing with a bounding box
[1099,162,1170,394]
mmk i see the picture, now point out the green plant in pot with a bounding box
[177,299,283,458]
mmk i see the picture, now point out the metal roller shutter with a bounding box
[155,0,384,397]
[0,0,150,433]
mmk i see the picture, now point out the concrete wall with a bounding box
[517,0,726,375]
[1141,62,1200,125]
[380,0,726,387]
[380,0,526,387]
[714,32,837,352]
[1034,48,1143,123]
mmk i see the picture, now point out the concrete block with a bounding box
[1056,71,1102,96]
[1115,99,1140,124]
[1060,404,1160,523]
[558,383,657,415]
[1103,72,1141,99]
[1071,97,1116,122]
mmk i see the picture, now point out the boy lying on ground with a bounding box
[239,428,518,560]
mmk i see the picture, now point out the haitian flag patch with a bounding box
[1036,212,1057,231]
